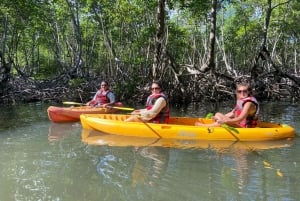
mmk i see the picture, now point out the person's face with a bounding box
[100,82,108,90]
[236,86,249,99]
[151,84,161,94]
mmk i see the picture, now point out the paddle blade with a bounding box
[221,124,239,134]
[205,113,214,119]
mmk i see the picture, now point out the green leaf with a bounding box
[205,112,214,119]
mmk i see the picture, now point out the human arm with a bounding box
[139,97,166,121]
[221,102,253,125]
[102,92,116,107]
[213,110,234,123]
[224,110,235,118]
[86,92,98,106]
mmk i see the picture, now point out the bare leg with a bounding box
[124,116,139,122]
[124,114,147,122]
[195,121,220,127]
[197,112,241,128]
[194,112,226,127]
[124,110,142,122]
[213,112,227,121]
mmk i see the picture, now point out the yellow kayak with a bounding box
[82,129,294,149]
[80,114,295,141]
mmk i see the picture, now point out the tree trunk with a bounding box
[0,14,12,97]
[251,0,293,79]
[200,0,217,73]
[153,0,166,80]
[66,0,84,78]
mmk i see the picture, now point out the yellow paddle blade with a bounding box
[221,124,239,134]
[63,101,83,105]
[112,106,135,111]
[205,112,214,119]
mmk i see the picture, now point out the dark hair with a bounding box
[101,81,108,85]
[152,80,163,90]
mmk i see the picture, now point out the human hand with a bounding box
[216,119,223,125]
[87,102,95,107]
[131,110,140,115]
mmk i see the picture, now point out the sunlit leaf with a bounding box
[263,161,271,168]
[277,169,283,177]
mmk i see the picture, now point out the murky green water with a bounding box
[0,102,299,201]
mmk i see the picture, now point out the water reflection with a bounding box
[254,102,300,133]
[0,103,49,131]
[81,129,294,150]
[48,123,81,142]
[131,147,169,187]
[219,148,251,195]
[82,129,295,199]
[96,146,169,189]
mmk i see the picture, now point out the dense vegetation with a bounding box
[0,0,299,106]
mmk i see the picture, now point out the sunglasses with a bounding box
[151,87,160,90]
[237,90,248,94]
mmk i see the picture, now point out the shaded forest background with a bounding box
[0,0,300,107]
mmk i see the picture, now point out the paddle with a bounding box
[205,112,214,119]
[63,101,84,105]
[62,101,135,111]
[109,106,135,111]
[205,112,240,140]
[135,115,162,138]
[221,123,240,141]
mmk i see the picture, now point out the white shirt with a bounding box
[139,97,167,121]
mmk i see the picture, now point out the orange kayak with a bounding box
[47,106,119,123]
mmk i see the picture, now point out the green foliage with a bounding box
[0,0,299,93]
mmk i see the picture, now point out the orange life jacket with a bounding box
[234,96,259,128]
[89,90,111,106]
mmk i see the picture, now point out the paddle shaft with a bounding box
[108,106,134,111]
[136,115,162,138]
[222,124,240,141]
[63,101,84,105]
[63,101,134,111]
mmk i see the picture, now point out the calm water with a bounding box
[0,102,300,201]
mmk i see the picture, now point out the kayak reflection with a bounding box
[85,129,295,191]
[48,123,80,142]
[81,128,294,150]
